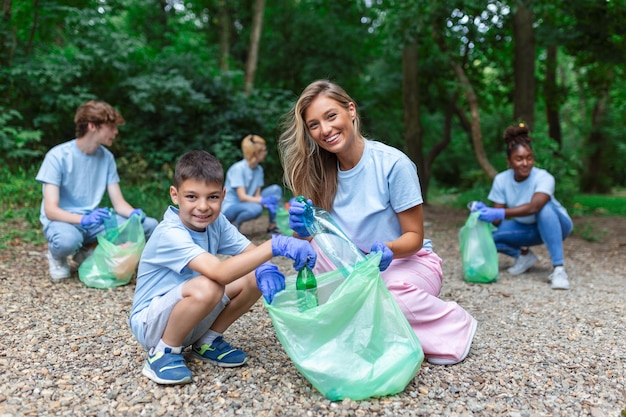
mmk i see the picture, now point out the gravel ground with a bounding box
[1,205,625,416]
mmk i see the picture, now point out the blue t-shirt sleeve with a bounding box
[389,155,423,213]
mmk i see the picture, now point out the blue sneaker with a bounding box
[192,336,248,368]
[142,348,192,385]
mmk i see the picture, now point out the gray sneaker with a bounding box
[46,250,71,280]
[550,266,570,290]
[507,250,538,275]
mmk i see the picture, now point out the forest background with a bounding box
[1,0,625,246]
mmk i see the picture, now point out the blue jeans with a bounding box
[222,184,283,229]
[492,201,573,266]
[44,214,158,259]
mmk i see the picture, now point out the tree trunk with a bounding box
[0,0,13,66]
[544,45,562,145]
[218,0,230,71]
[244,0,266,94]
[513,2,535,129]
[581,68,613,193]
[451,62,498,179]
[402,40,426,202]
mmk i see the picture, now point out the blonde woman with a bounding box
[222,135,283,233]
[279,80,476,365]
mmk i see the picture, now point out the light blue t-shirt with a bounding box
[331,139,432,253]
[222,159,264,209]
[129,206,251,339]
[35,139,119,228]
[487,167,569,224]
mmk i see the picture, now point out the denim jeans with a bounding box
[492,201,573,266]
[222,184,283,229]
[44,214,158,259]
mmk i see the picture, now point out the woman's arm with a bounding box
[496,192,550,217]
[385,204,424,258]
[235,186,262,204]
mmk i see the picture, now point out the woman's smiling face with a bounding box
[508,144,535,182]
[304,95,356,155]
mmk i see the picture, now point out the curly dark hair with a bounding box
[503,123,532,158]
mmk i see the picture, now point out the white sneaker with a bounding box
[550,266,570,290]
[46,250,71,280]
[507,250,538,275]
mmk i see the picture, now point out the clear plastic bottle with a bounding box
[296,196,366,277]
[296,264,318,311]
[102,208,119,241]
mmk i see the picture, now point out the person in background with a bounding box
[279,79,477,365]
[470,124,573,290]
[36,100,158,281]
[129,150,315,385]
[222,134,283,234]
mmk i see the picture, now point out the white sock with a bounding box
[196,330,222,348]
[150,339,182,355]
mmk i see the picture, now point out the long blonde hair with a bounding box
[278,80,362,211]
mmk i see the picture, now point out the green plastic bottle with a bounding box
[103,208,119,242]
[296,264,318,311]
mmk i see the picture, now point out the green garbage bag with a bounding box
[78,214,146,289]
[459,211,498,283]
[265,253,424,401]
[276,205,293,236]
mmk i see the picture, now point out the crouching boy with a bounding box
[129,150,315,385]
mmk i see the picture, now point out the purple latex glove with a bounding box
[130,208,146,223]
[80,208,111,228]
[467,201,486,212]
[255,262,285,304]
[288,199,312,238]
[370,241,393,272]
[261,196,278,207]
[271,235,316,271]
[478,207,505,222]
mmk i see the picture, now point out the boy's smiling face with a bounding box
[170,179,225,231]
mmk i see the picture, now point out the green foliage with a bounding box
[571,193,626,217]
[0,167,46,248]
[0,108,43,166]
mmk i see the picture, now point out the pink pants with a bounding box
[313,244,476,363]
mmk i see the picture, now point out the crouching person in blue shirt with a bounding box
[129,150,316,385]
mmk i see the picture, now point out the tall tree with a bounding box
[244,0,265,94]
[218,0,230,71]
[0,0,13,67]
[512,0,535,129]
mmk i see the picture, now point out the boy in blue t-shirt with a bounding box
[36,100,158,280]
[129,150,315,385]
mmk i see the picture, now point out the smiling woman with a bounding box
[277,79,477,366]
[471,123,574,290]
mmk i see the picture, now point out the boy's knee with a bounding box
[187,277,225,305]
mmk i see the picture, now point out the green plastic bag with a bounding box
[276,206,293,236]
[78,214,146,289]
[265,254,424,401]
[459,211,498,283]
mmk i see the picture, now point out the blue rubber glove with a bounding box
[80,208,111,228]
[130,208,146,223]
[271,235,316,271]
[261,196,278,207]
[478,207,505,222]
[255,262,285,304]
[467,201,486,212]
[288,199,311,238]
[370,241,393,272]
